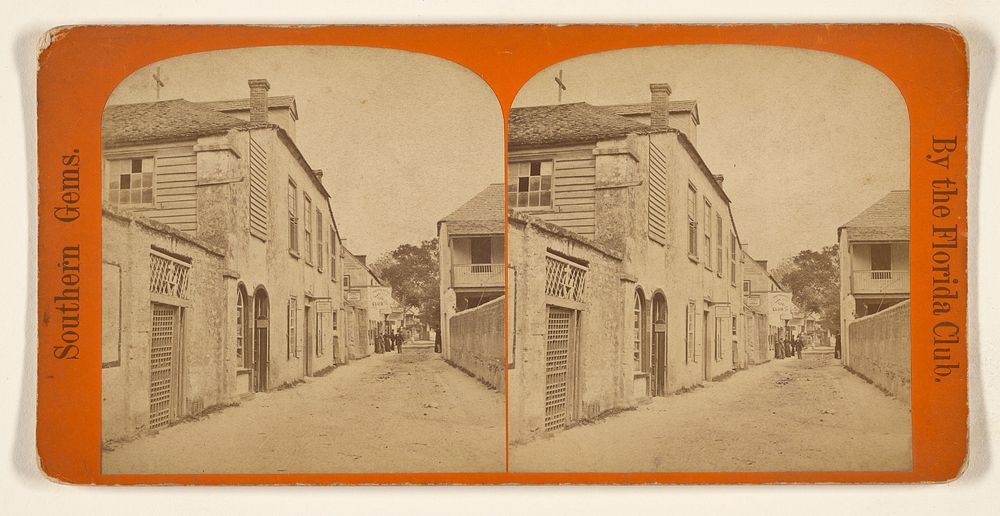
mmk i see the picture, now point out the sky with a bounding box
[108,46,503,259]
[514,45,909,265]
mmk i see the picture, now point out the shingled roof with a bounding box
[103,99,258,148]
[839,190,910,241]
[509,102,665,148]
[601,100,700,122]
[198,95,298,119]
[440,183,504,235]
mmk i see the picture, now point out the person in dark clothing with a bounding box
[395,329,404,354]
[434,327,442,353]
[834,333,842,359]
[795,335,804,359]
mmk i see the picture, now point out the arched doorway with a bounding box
[252,287,270,392]
[651,293,667,396]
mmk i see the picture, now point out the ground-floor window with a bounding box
[288,297,297,359]
[633,292,642,371]
[686,301,696,363]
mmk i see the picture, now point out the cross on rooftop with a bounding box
[555,70,567,103]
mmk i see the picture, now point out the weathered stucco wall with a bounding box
[846,300,911,404]
[447,295,505,390]
[102,208,229,442]
[507,214,627,443]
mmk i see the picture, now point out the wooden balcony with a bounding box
[851,270,909,295]
[452,263,504,288]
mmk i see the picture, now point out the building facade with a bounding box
[838,190,910,366]
[507,83,747,440]
[101,79,347,441]
[742,254,793,359]
[438,184,505,359]
[342,249,404,356]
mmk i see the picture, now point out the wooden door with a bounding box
[253,290,270,392]
[304,305,314,376]
[544,306,576,432]
[651,294,667,396]
[149,303,180,429]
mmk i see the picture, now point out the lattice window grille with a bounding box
[150,249,191,299]
[544,253,588,302]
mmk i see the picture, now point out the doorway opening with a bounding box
[252,287,270,392]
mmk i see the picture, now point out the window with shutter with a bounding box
[288,181,299,254]
[288,297,297,360]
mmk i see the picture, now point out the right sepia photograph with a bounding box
[506,45,911,472]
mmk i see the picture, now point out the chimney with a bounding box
[357,255,367,266]
[649,82,672,130]
[312,169,324,179]
[713,174,725,185]
[248,79,271,124]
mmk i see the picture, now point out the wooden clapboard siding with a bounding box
[530,152,597,238]
[142,147,197,232]
[648,141,668,245]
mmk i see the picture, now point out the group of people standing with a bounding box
[375,328,405,354]
[774,333,806,360]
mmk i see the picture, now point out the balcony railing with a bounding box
[851,270,909,295]
[452,263,504,288]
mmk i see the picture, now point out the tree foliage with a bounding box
[370,238,440,328]
[771,245,841,333]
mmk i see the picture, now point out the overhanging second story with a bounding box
[839,190,910,297]
[438,184,504,291]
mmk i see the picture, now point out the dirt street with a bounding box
[510,355,912,472]
[103,351,505,474]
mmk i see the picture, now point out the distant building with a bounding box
[101,79,346,441]
[838,190,910,364]
[437,184,505,358]
[342,249,402,357]
[507,83,746,440]
[741,252,789,362]
[742,255,795,342]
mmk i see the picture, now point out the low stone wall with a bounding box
[847,300,911,404]
[448,295,505,390]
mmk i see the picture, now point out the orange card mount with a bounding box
[37,24,968,485]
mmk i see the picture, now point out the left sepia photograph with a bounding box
[98,46,505,474]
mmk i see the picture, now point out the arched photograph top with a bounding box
[506,45,912,473]
[99,46,506,475]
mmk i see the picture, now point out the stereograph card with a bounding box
[35,24,968,484]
